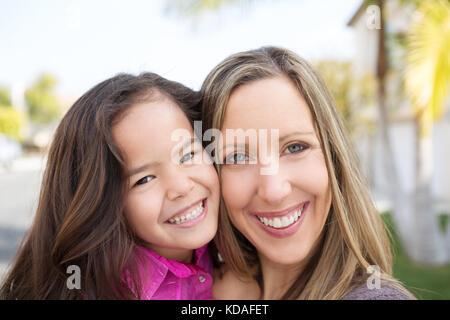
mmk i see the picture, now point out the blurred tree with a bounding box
[0,86,12,107]
[0,107,24,141]
[314,60,376,135]
[359,0,403,224]
[0,87,24,140]
[314,61,354,127]
[25,73,62,124]
[165,0,248,15]
[403,0,450,264]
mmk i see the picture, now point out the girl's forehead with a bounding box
[111,99,194,162]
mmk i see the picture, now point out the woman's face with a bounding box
[220,76,332,266]
[112,94,220,261]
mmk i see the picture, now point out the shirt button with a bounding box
[198,275,206,283]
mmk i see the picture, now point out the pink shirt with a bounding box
[129,243,214,300]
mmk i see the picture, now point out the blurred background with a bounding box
[0,0,449,299]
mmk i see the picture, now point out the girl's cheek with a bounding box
[206,164,220,196]
[124,190,161,225]
[221,167,257,211]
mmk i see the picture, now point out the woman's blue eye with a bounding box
[284,143,307,154]
[136,175,154,186]
[225,152,249,164]
[180,151,195,164]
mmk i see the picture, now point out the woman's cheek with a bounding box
[286,152,329,197]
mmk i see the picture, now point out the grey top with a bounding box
[342,282,413,300]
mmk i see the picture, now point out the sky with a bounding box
[0,0,362,102]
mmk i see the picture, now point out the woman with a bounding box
[201,46,415,300]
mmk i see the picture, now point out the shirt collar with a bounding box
[136,243,210,279]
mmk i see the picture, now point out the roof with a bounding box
[347,1,366,26]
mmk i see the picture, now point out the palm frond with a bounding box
[404,0,450,136]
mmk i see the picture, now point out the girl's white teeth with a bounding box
[168,201,204,224]
[258,205,304,229]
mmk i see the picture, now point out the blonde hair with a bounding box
[201,46,414,299]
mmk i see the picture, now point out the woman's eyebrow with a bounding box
[220,131,315,151]
[279,131,315,144]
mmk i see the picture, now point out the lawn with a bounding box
[382,213,450,300]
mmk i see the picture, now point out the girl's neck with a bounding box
[142,243,194,263]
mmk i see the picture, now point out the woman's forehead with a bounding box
[222,76,315,132]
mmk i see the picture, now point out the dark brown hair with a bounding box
[0,72,201,299]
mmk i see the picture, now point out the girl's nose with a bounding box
[166,170,195,201]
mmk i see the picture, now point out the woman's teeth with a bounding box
[168,201,204,224]
[257,205,304,229]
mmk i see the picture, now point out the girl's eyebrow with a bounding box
[172,137,199,155]
[127,161,160,178]
[128,137,200,178]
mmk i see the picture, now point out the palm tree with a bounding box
[404,0,450,264]
[166,0,450,264]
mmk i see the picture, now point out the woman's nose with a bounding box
[256,171,292,204]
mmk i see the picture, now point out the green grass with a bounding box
[382,212,450,300]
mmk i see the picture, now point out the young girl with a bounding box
[201,46,415,300]
[0,72,220,299]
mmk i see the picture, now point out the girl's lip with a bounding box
[166,198,204,221]
[252,201,310,238]
[166,199,208,228]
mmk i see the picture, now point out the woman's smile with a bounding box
[251,201,310,238]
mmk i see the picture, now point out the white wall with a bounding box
[355,112,450,211]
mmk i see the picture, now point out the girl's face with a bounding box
[220,76,332,266]
[112,94,219,261]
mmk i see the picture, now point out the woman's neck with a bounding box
[257,234,324,299]
[258,254,306,299]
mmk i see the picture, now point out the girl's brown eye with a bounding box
[180,151,195,164]
[136,175,154,186]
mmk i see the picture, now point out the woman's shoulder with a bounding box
[342,280,414,300]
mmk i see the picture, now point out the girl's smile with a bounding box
[166,198,208,228]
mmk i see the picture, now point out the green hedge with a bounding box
[382,212,450,300]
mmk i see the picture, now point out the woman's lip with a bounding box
[252,201,310,238]
[166,198,204,221]
[166,199,208,228]
[251,201,307,218]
